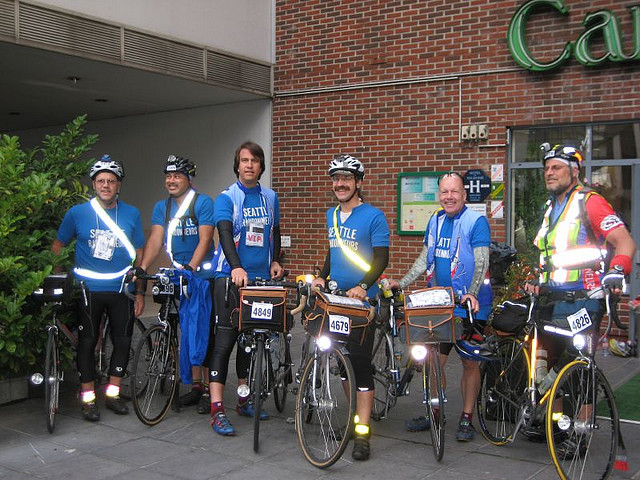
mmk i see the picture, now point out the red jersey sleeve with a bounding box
[584,193,625,240]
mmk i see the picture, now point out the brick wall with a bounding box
[273,0,640,280]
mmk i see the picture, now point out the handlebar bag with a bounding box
[303,291,372,345]
[403,287,459,344]
[236,287,289,332]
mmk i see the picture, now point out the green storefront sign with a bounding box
[508,0,640,71]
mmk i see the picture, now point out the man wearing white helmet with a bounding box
[312,154,390,461]
[52,155,146,421]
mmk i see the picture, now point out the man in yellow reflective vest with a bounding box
[526,143,636,452]
[52,156,146,421]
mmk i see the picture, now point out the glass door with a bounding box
[591,164,638,351]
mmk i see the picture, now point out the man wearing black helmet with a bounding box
[311,154,390,461]
[138,155,216,411]
[524,143,635,455]
[53,155,146,421]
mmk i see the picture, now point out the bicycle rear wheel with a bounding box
[371,326,395,421]
[44,328,59,433]
[272,332,291,413]
[252,337,266,453]
[546,360,618,480]
[130,325,177,426]
[425,345,445,461]
[477,336,529,445]
[296,347,356,469]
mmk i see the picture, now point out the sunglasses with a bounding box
[437,171,464,185]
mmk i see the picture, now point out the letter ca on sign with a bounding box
[507,0,640,71]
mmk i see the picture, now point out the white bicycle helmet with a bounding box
[89,155,124,180]
[328,154,365,179]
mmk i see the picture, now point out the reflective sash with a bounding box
[332,206,370,272]
[166,189,197,268]
[74,198,137,281]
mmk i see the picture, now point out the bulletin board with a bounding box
[397,172,442,235]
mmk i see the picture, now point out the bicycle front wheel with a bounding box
[371,327,395,421]
[477,336,530,445]
[272,332,291,413]
[546,360,618,480]
[296,346,356,469]
[425,344,445,461]
[130,325,177,426]
[44,328,59,433]
[252,337,266,453]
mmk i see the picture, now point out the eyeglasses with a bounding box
[331,173,355,183]
[437,171,464,185]
[95,178,118,185]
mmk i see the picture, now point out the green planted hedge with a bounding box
[0,115,98,379]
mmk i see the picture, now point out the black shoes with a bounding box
[105,395,129,415]
[81,401,100,422]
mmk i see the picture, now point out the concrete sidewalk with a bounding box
[1,316,639,480]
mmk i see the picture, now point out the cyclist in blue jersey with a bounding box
[52,156,146,421]
[208,141,284,436]
[311,154,390,461]
[389,171,493,442]
[137,155,216,412]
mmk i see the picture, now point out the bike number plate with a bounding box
[251,301,273,320]
[159,282,174,295]
[567,308,592,334]
[328,314,350,335]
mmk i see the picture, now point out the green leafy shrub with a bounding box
[0,116,98,379]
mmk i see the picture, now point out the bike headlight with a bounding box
[30,373,44,385]
[411,345,428,361]
[317,335,332,351]
[237,384,250,398]
[572,333,587,351]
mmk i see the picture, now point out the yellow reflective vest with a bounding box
[533,185,607,287]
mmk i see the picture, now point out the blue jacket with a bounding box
[425,207,493,320]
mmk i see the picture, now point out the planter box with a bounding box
[0,376,29,405]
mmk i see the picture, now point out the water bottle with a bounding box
[601,335,610,356]
[538,367,558,394]
[380,275,393,299]
[535,347,548,383]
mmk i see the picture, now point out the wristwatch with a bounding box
[358,282,369,291]
[612,264,625,274]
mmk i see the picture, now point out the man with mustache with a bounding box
[311,154,390,461]
[138,155,216,412]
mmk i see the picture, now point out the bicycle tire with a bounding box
[425,344,445,461]
[546,360,618,480]
[253,336,265,453]
[477,336,530,445]
[295,347,356,469]
[130,325,177,426]
[371,326,395,421]
[273,333,290,413]
[44,328,59,434]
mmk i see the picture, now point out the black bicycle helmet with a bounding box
[89,154,124,180]
[540,143,583,168]
[164,155,196,177]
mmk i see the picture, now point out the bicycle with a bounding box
[232,277,302,452]
[295,286,375,468]
[477,286,623,480]
[31,273,146,433]
[129,268,185,426]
